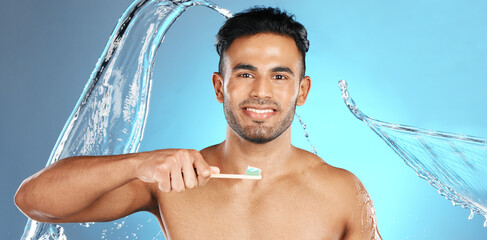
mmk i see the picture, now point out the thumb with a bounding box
[210,166,220,174]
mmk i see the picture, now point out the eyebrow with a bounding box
[271,66,294,77]
[232,64,295,77]
[232,64,257,72]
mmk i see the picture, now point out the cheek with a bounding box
[276,84,300,102]
[224,82,248,100]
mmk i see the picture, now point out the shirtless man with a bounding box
[15,7,381,240]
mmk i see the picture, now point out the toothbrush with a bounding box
[211,166,262,180]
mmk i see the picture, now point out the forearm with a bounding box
[15,153,139,220]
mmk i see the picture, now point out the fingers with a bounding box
[192,153,213,187]
[168,155,185,192]
[156,149,215,193]
[181,154,197,190]
[156,164,171,193]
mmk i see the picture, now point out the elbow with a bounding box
[15,182,38,220]
[15,181,55,222]
[15,181,30,215]
[15,193,58,222]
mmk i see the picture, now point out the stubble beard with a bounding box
[223,95,297,144]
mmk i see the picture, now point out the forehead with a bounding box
[223,33,302,72]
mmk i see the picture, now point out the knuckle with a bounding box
[183,149,195,160]
[176,149,187,158]
[188,149,199,158]
[167,156,179,167]
[168,156,177,164]
[158,164,170,173]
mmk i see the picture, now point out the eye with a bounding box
[273,74,287,80]
[238,73,253,78]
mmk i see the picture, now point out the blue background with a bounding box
[1,0,486,239]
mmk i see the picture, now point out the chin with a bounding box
[241,126,279,144]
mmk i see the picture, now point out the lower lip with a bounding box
[242,108,276,121]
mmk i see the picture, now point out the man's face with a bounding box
[213,33,310,144]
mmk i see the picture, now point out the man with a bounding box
[15,7,381,240]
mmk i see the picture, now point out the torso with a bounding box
[152,147,357,240]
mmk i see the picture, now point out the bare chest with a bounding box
[155,181,347,240]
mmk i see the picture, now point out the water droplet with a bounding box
[79,222,95,228]
[468,209,475,220]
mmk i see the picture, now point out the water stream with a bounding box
[20,0,230,239]
[339,79,487,228]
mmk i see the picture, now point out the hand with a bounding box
[135,149,219,193]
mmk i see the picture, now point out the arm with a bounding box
[343,176,381,240]
[14,149,217,223]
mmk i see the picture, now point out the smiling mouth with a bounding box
[245,107,275,113]
[242,107,277,120]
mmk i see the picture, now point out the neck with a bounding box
[215,125,294,178]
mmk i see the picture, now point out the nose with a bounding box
[249,77,272,99]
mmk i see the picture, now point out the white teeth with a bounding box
[246,108,274,113]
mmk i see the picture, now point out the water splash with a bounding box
[21,0,230,239]
[296,113,318,155]
[355,180,381,240]
[339,80,487,227]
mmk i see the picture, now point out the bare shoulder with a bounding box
[296,150,381,240]
[295,148,381,239]
[295,147,363,193]
[293,148,372,212]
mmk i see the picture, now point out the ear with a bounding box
[296,76,311,106]
[212,72,224,103]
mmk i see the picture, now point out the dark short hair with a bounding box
[215,7,310,78]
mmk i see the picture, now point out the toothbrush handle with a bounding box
[210,173,262,180]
